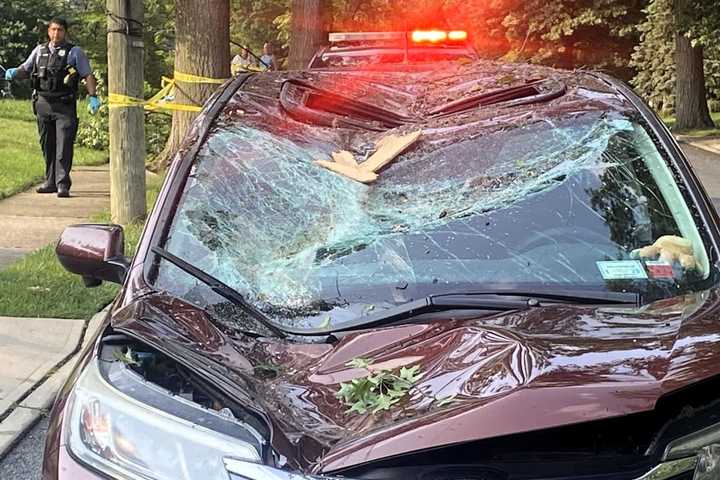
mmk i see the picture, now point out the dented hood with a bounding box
[112,289,720,472]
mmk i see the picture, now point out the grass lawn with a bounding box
[0,97,164,318]
[662,111,720,138]
[0,174,163,318]
[0,98,108,200]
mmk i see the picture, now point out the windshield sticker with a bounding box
[596,261,648,280]
[645,260,674,279]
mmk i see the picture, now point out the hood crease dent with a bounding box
[112,289,720,472]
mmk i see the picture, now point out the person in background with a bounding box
[4,17,100,198]
[260,43,278,71]
[231,47,256,75]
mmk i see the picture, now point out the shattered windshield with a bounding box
[153,109,712,331]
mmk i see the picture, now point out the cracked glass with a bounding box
[153,108,713,331]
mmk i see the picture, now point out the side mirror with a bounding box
[56,224,130,287]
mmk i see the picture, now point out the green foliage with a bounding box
[336,358,423,415]
[0,99,107,199]
[0,0,52,69]
[77,77,109,150]
[230,0,290,60]
[0,174,162,318]
[114,346,140,366]
[327,0,645,77]
[492,0,644,76]
[54,0,174,89]
[76,77,170,157]
[145,112,172,160]
[630,0,676,114]
[631,0,720,115]
[1,0,59,98]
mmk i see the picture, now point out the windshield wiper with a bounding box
[286,288,640,336]
[428,79,566,117]
[152,247,287,338]
[149,249,640,338]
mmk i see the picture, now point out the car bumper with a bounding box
[50,446,104,480]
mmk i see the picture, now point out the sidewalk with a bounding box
[0,166,111,457]
[0,165,111,270]
[677,136,720,209]
[676,135,720,156]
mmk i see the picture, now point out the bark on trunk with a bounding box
[674,33,715,130]
[157,0,230,170]
[107,0,146,224]
[288,0,328,70]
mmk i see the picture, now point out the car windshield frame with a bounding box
[141,71,720,334]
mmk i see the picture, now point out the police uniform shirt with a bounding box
[19,43,92,79]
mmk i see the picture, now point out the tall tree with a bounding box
[492,0,644,78]
[631,0,720,117]
[287,0,329,70]
[673,0,715,129]
[161,0,230,166]
[631,0,676,115]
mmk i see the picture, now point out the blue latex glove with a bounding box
[4,68,17,81]
[87,95,101,115]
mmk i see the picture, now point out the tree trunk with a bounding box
[158,0,230,170]
[674,33,714,130]
[288,0,329,70]
[107,0,146,224]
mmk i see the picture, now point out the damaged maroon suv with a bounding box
[47,61,720,480]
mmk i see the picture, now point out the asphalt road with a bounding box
[0,143,718,480]
[681,143,720,209]
[0,416,48,479]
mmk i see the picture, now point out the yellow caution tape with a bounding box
[108,93,146,108]
[108,70,230,112]
[174,71,228,84]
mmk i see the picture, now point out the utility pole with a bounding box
[107,0,146,224]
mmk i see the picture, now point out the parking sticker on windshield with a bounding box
[645,260,674,279]
[596,261,648,280]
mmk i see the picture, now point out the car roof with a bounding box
[233,60,635,132]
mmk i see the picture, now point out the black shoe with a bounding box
[57,188,70,198]
[36,184,57,194]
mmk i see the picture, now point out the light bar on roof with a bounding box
[448,30,468,41]
[411,30,469,43]
[329,32,405,43]
[411,30,448,43]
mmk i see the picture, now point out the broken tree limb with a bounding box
[362,130,422,173]
[332,150,358,167]
[315,130,422,183]
[315,160,378,183]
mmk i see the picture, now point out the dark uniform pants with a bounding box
[34,95,78,190]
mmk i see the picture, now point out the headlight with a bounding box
[65,358,262,480]
[634,421,720,480]
[664,421,720,461]
[224,459,344,480]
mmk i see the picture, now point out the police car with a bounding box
[308,30,478,69]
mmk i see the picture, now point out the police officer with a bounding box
[4,17,101,198]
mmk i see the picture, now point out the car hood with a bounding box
[112,288,720,472]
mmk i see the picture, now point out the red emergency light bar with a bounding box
[328,30,469,45]
[411,30,468,43]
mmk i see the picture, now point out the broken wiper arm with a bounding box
[151,247,287,338]
[429,79,566,117]
[294,289,640,336]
